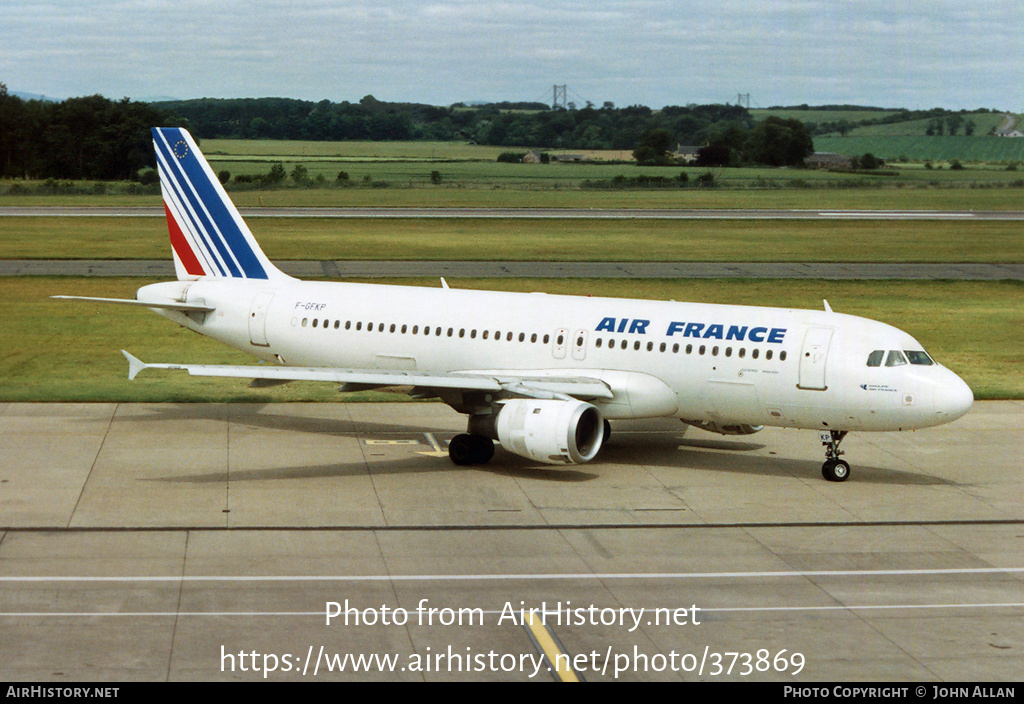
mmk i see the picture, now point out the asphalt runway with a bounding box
[1,401,1022,681]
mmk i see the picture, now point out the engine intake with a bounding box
[489,399,605,465]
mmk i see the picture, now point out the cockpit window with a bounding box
[866,350,884,367]
[885,350,908,367]
[905,350,934,366]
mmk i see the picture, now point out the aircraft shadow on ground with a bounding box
[128,407,951,487]
[600,434,952,487]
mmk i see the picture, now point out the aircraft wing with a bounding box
[121,351,614,400]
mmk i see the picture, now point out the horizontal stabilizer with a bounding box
[53,295,215,313]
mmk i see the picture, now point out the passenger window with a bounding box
[885,350,907,367]
[905,350,934,366]
[867,350,884,367]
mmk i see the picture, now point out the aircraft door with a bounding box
[571,329,588,361]
[798,326,833,390]
[552,328,568,359]
[248,291,275,347]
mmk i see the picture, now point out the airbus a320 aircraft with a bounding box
[57,128,974,482]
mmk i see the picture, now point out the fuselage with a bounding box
[138,277,974,434]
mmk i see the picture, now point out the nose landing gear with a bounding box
[820,430,850,482]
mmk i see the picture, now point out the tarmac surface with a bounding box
[1,400,1022,682]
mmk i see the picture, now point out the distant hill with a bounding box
[11,90,57,102]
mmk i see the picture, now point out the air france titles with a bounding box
[596,318,786,344]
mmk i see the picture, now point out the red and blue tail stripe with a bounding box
[152,127,283,281]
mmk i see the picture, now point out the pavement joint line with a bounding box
[4,518,1024,532]
[1,566,1022,582]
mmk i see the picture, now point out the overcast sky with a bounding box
[3,0,1022,110]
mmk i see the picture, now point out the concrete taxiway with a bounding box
[1,401,1023,681]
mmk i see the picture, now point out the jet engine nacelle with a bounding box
[684,419,764,436]
[493,398,605,465]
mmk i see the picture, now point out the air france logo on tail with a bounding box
[152,127,278,281]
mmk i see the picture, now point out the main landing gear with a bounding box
[448,433,495,466]
[820,430,850,482]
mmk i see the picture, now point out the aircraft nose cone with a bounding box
[934,372,974,421]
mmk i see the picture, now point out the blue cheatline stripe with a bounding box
[152,128,268,280]
[153,134,233,277]
[155,155,225,276]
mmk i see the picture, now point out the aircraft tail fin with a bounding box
[151,127,289,282]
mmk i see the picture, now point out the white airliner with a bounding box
[56,127,974,481]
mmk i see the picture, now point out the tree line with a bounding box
[154,95,756,151]
[0,84,178,179]
[2,85,815,180]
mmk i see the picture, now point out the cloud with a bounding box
[1,0,1020,109]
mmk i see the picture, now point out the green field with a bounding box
[3,216,1023,263]
[9,278,1022,402]
[6,130,1024,207]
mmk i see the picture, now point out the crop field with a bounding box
[8,277,1022,402]
[814,135,1024,163]
[203,138,1024,186]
